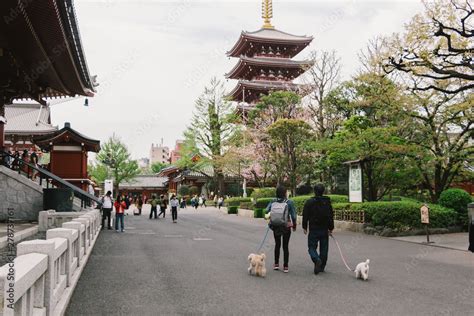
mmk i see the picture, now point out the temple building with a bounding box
[226,0,313,113]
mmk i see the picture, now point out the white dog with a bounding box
[354,259,370,280]
[248,253,266,277]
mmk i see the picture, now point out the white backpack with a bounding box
[270,200,289,227]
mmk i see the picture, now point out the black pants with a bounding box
[171,206,178,221]
[102,208,112,228]
[150,206,157,219]
[274,229,291,266]
[159,206,166,218]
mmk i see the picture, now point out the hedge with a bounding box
[251,187,275,199]
[227,206,238,214]
[255,195,350,215]
[225,197,251,207]
[438,188,472,226]
[240,201,254,210]
[254,208,265,218]
[347,201,457,229]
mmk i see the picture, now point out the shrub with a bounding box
[438,189,472,226]
[296,184,312,195]
[189,186,199,195]
[178,185,190,196]
[291,195,350,215]
[225,197,251,207]
[251,187,275,199]
[348,201,457,229]
[227,206,238,214]
[254,208,265,218]
[328,195,349,203]
[255,198,274,209]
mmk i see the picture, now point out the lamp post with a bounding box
[239,100,248,197]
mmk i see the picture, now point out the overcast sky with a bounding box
[51,0,424,159]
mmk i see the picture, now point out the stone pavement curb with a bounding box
[388,236,470,253]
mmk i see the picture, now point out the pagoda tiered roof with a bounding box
[227,28,313,58]
[225,56,313,80]
[229,80,303,104]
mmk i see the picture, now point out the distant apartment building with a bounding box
[170,140,184,164]
[150,143,170,164]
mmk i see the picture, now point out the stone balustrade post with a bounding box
[62,222,85,264]
[17,238,68,316]
[46,228,78,286]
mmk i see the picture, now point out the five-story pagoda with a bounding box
[226,0,313,113]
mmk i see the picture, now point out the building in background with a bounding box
[150,142,169,164]
[170,140,184,164]
[4,103,58,151]
[119,175,167,199]
[138,157,150,169]
[226,0,313,116]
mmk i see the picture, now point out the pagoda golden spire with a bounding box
[261,0,274,29]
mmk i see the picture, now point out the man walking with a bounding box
[149,194,159,219]
[158,194,168,218]
[302,183,334,274]
[101,191,113,230]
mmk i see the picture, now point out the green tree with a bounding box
[267,119,313,196]
[88,162,109,186]
[150,161,169,174]
[185,78,238,194]
[96,135,140,194]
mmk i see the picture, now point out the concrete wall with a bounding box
[0,166,43,221]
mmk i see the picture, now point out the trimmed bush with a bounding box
[254,208,265,218]
[225,197,251,207]
[291,195,350,215]
[348,201,457,229]
[255,198,274,209]
[251,187,275,199]
[189,186,199,195]
[227,206,238,214]
[438,188,472,226]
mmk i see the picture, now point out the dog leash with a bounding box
[256,225,271,253]
[330,235,354,272]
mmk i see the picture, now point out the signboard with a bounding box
[349,164,363,203]
[104,179,113,197]
[420,204,430,224]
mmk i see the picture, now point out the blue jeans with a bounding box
[115,214,124,231]
[308,229,329,269]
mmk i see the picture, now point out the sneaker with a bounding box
[273,264,279,270]
[314,259,322,275]
[116,230,120,233]
[283,266,289,273]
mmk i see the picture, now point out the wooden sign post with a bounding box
[420,204,433,243]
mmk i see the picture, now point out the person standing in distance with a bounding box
[114,194,127,232]
[101,191,113,230]
[302,183,334,274]
[170,194,179,223]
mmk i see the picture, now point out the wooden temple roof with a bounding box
[33,123,100,152]
[225,56,313,80]
[5,103,57,136]
[0,0,96,104]
[227,28,313,58]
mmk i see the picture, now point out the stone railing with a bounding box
[0,209,101,316]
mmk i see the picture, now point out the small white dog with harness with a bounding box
[331,235,370,280]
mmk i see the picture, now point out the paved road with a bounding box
[67,208,474,316]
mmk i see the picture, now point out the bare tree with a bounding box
[303,50,342,138]
[384,0,474,94]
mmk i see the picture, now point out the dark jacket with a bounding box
[302,196,334,231]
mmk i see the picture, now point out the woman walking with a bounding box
[266,186,297,273]
[114,194,127,232]
[170,194,179,223]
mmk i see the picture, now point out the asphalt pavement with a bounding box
[66,207,474,316]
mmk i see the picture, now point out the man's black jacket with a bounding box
[302,196,334,231]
